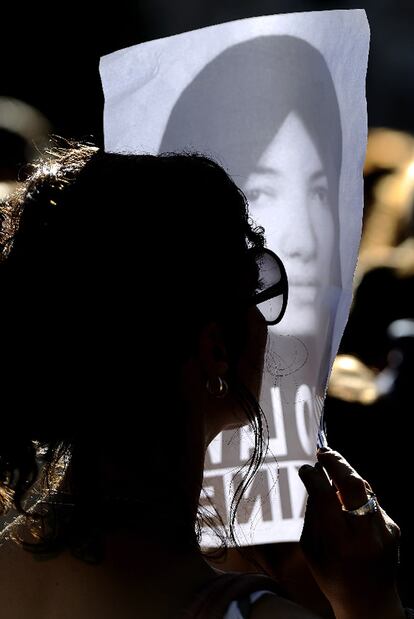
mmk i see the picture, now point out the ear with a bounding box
[197,321,229,379]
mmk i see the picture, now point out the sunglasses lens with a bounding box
[257,250,282,288]
[257,293,284,325]
[255,250,287,325]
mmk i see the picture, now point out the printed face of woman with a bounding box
[244,112,335,336]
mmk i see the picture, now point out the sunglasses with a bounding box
[250,248,288,325]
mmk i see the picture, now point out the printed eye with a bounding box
[310,185,329,206]
[245,188,263,202]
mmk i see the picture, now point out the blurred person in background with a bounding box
[0,97,50,199]
[340,136,414,370]
[325,132,414,608]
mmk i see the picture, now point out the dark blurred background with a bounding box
[1,0,414,142]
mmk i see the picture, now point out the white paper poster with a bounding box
[100,10,369,544]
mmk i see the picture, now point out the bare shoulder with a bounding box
[250,593,324,619]
[0,538,43,589]
[0,537,26,580]
[0,535,63,619]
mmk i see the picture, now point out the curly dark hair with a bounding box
[0,141,266,561]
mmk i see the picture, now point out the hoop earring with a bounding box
[206,376,229,398]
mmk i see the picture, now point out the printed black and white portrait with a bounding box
[100,10,369,543]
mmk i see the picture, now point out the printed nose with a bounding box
[281,201,317,261]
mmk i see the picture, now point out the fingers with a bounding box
[298,462,348,563]
[298,447,402,608]
[316,448,370,511]
[298,462,342,518]
[300,448,396,532]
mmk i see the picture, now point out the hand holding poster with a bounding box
[100,10,369,545]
